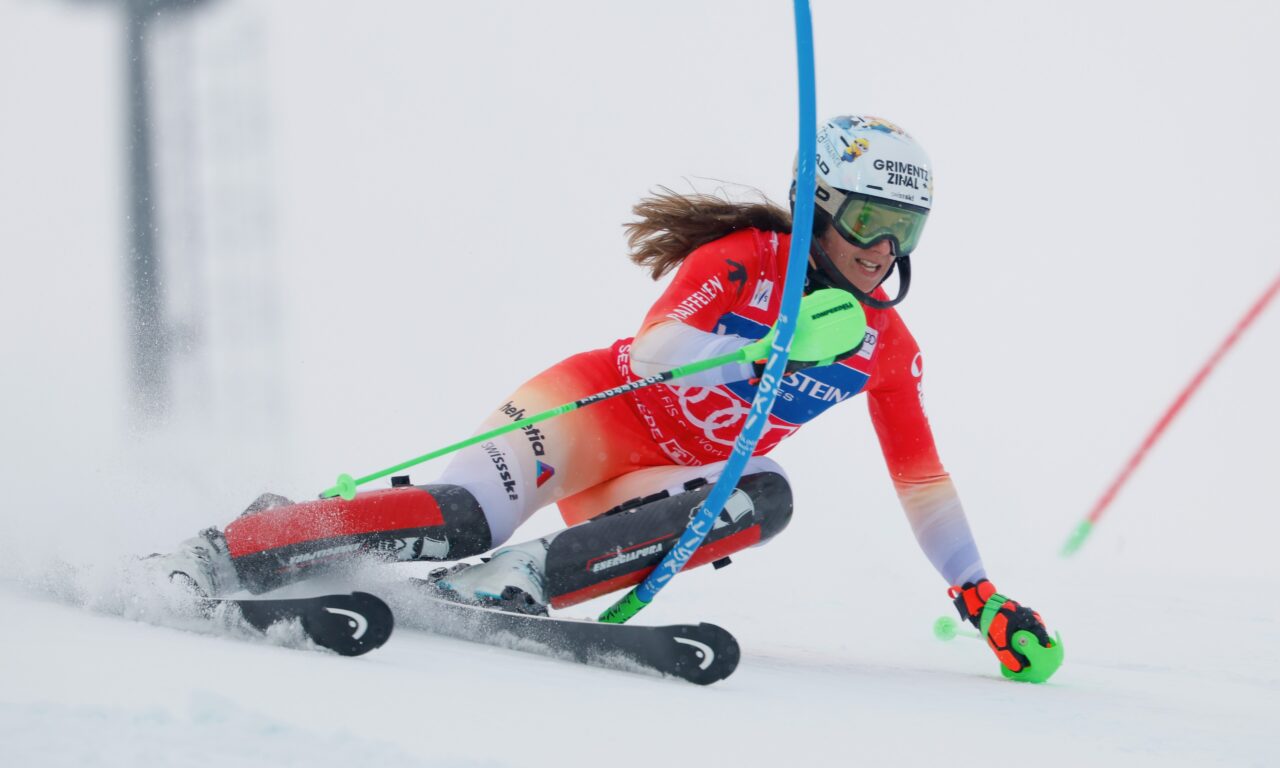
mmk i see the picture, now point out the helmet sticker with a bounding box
[840,137,870,163]
[872,158,930,191]
[863,117,907,135]
[833,115,909,137]
[810,116,931,204]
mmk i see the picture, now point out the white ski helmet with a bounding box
[791,115,933,308]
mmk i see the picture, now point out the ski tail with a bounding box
[220,592,394,657]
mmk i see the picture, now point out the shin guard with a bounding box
[225,484,491,593]
[544,471,792,609]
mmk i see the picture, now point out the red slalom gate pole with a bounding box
[1062,271,1280,556]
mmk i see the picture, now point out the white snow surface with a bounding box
[2,1,1279,766]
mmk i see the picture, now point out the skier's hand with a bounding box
[741,288,866,379]
[749,341,862,380]
[949,579,1054,675]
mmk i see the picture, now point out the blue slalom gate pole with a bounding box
[599,0,817,624]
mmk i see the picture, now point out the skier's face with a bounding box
[817,226,895,294]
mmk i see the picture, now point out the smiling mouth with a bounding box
[855,257,882,274]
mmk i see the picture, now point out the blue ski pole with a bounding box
[599,0,818,623]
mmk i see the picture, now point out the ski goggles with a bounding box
[825,192,929,255]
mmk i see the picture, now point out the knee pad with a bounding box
[225,483,492,593]
[542,470,792,608]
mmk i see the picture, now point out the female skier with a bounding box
[152,115,1054,677]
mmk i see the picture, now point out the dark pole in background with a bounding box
[119,0,210,423]
[125,0,165,421]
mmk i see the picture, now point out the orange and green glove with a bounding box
[948,579,1064,683]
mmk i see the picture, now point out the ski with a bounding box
[213,592,394,657]
[408,591,739,685]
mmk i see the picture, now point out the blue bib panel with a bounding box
[715,312,871,425]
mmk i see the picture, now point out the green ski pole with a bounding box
[320,347,760,500]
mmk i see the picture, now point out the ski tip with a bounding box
[302,592,395,657]
[674,622,740,685]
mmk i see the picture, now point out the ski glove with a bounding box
[749,341,863,380]
[741,288,867,380]
[949,579,1057,678]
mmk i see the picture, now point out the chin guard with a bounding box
[808,238,911,309]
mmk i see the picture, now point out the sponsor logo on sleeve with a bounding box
[749,279,773,311]
[725,259,748,297]
[855,327,879,360]
[912,352,928,415]
[665,276,725,322]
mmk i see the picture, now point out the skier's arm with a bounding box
[629,233,758,386]
[630,322,754,386]
[868,316,1062,681]
[865,315,986,586]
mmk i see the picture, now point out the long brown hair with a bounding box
[624,189,792,280]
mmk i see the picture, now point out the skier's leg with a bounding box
[144,486,493,596]
[432,346,671,546]
[555,459,789,526]
[152,348,665,597]
[221,485,494,593]
[435,457,794,612]
[546,457,793,608]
